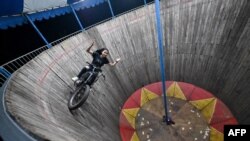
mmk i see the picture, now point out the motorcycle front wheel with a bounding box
[68,85,90,110]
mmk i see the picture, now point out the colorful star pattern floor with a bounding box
[119,81,238,141]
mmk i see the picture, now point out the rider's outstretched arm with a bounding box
[86,42,94,55]
[109,58,121,66]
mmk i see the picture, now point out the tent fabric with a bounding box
[0,0,23,17]
[0,16,26,30]
[0,0,106,30]
[67,0,83,4]
[23,0,68,13]
[0,0,69,17]
[29,6,72,21]
[72,0,106,11]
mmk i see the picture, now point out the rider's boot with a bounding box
[72,76,82,86]
[76,80,82,85]
[72,76,79,81]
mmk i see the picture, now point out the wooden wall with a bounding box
[4,0,250,140]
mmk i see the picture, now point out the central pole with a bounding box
[154,0,174,125]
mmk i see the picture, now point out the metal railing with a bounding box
[0,1,155,141]
[0,1,154,87]
[0,46,48,87]
[50,30,82,46]
[0,29,86,87]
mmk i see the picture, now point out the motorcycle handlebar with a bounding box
[86,62,105,80]
[86,62,102,72]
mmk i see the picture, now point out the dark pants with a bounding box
[78,65,99,85]
[77,65,91,78]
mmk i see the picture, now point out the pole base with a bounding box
[163,116,175,125]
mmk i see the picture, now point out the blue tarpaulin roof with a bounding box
[0,0,106,29]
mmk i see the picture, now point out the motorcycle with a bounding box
[68,62,105,110]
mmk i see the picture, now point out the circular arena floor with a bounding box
[119,81,238,141]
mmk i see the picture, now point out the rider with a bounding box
[72,42,121,82]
